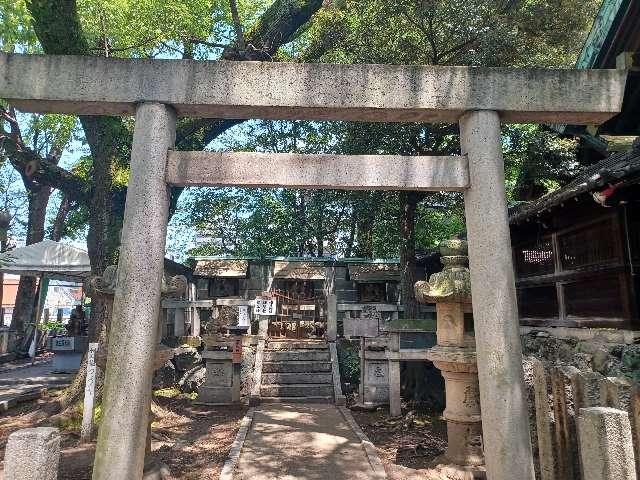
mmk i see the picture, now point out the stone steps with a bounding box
[266,340,328,350]
[260,383,334,398]
[260,396,334,404]
[260,339,335,403]
[262,360,332,373]
[262,372,333,384]
[263,350,330,362]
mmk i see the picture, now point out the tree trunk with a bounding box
[54,118,122,411]
[399,191,423,319]
[10,183,50,350]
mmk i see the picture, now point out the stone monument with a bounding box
[415,237,485,476]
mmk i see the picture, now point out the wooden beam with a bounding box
[0,53,627,124]
[165,151,470,191]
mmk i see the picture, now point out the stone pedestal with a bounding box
[428,347,483,466]
[198,350,234,404]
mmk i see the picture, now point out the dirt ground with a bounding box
[0,389,246,480]
[351,406,462,479]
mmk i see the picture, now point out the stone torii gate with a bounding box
[0,53,626,480]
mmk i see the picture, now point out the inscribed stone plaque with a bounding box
[205,361,232,387]
[343,314,379,338]
[366,361,388,385]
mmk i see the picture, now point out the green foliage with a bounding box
[0,0,39,52]
[503,124,580,202]
[40,319,65,334]
[303,0,599,67]
[337,339,360,385]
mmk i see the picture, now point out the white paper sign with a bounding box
[81,342,99,442]
[254,298,276,316]
[238,306,250,326]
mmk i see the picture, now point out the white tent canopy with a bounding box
[0,240,91,280]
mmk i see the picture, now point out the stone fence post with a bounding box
[578,407,637,480]
[4,428,60,480]
[326,293,337,342]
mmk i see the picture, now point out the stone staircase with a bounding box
[260,339,335,403]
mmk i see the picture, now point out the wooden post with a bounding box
[80,342,99,442]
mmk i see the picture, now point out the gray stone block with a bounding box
[262,372,333,384]
[578,407,637,480]
[4,427,60,480]
[260,384,334,397]
[198,386,233,404]
[262,361,331,373]
[263,350,330,362]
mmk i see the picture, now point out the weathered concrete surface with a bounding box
[0,53,626,124]
[234,404,385,479]
[4,427,60,480]
[578,407,637,480]
[92,103,176,480]
[166,152,469,191]
[460,110,535,480]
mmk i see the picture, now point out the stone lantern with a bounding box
[415,238,485,475]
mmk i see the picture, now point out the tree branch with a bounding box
[229,0,246,51]
[1,106,91,201]
[176,0,323,148]
[50,194,72,241]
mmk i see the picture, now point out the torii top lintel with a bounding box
[0,53,627,124]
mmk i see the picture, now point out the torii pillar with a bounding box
[92,103,176,480]
[460,110,535,480]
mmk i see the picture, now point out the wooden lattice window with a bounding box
[558,218,621,271]
[514,238,555,278]
[563,272,627,320]
[516,285,559,319]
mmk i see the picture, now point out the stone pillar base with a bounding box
[197,350,234,405]
[444,420,484,466]
[197,386,233,405]
[429,456,487,480]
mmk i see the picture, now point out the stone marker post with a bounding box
[327,293,337,342]
[80,342,99,442]
[92,103,176,480]
[416,238,484,474]
[4,427,60,480]
[459,110,535,480]
[388,333,401,417]
[578,407,637,480]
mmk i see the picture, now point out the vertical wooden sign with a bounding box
[81,342,99,442]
